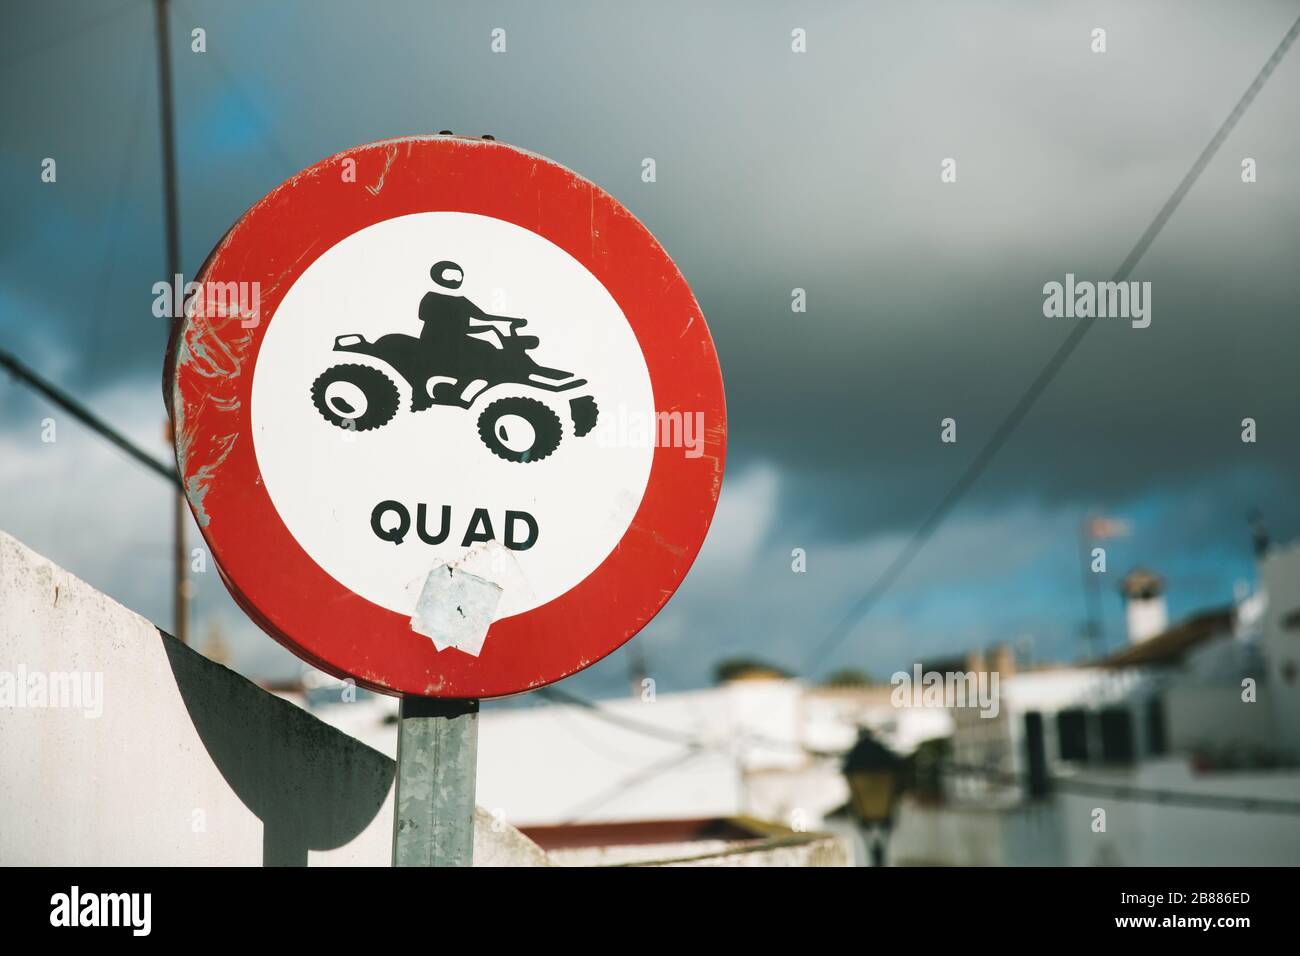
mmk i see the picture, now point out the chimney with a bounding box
[1121,568,1167,644]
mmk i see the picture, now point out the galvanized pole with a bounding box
[392,696,479,867]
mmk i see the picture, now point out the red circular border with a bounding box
[166,137,726,698]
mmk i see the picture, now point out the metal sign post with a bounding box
[392,696,479,867]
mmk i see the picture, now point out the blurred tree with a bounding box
[821,668,877,687]
[712,657,792,684]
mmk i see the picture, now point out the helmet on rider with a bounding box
[431,260,464,289]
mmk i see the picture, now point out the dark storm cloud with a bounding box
[2,0,1298,688]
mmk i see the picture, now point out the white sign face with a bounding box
[251,211,655,622]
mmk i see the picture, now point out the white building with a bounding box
[1260,539,1300,759]
[892,541,1300,866]
[303,672,950,833]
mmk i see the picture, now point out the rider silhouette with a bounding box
[419,261,484,347]
[412,260,568,409]
[411,261,493,408]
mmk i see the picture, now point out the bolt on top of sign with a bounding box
[165,136,726,698]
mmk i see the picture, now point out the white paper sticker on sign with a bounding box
[410,558,504,658]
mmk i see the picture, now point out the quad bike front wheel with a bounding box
[477,396,563,463]
[311,363,401,432]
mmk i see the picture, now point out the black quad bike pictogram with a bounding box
[311,260,599,463]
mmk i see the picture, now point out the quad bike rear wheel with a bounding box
[477,396,563,463]
[311,363,401,431]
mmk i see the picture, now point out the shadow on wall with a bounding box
[159,628,394,866]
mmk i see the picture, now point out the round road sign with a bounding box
[165,136,725,698]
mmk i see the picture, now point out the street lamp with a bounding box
[843,731,903,866]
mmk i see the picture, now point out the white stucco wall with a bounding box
[1054,758,1300,866]
[1163,685,1276,754]
[0,530,545,866]
[1261,541,1300,759]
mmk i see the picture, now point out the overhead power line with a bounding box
[0,368,1287,822]
[944,761,1300,816]
[547,687,1300,819]
[538,686,708,748]
[0,348,181,489]
[0,0,145,76]
[804,11,1300,675]
[538,685,832,756]
[557,746,707,824]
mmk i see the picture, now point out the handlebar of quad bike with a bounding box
[479,315,529,330]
